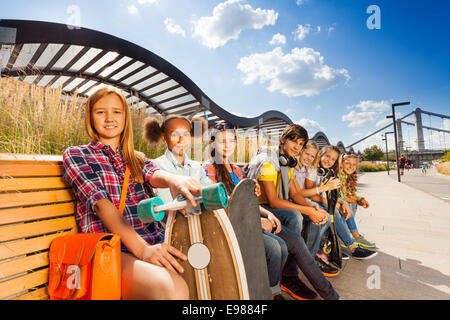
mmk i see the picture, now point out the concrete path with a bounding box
[297,171,450,300]
[391,167,450,204]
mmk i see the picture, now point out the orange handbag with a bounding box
[48,166,131,300]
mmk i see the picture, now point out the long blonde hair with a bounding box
[85,87,145,183]
[298,140,319,170]
[338,153,359,197]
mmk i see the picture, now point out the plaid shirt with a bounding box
[202,160,243,195]
[63,141,164,252]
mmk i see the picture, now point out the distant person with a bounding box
[398,155,406,175]
[421,163,427,174]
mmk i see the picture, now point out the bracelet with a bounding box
[315,187,320,195]
[357,196,364,205]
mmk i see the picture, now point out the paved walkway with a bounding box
[391,167,450,204]
[297,171,450,300]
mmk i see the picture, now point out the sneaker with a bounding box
[351,246,378,260]
[353,235,377,249]
[280,276,317,300]
[273,294,286,300]
[315,257,340,277]
[341,251,350,260]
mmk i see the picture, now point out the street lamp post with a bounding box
[388,101,411,182]
[382,131,394,175]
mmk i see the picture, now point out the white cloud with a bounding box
[342,100,391,128]
[315,105,321,110]
[296,118,325,134]
[328,26,335,35]
[296,0,304,5]
[237,46,350,97]
[164,18,186,37]
[269,33,286,45]
[293,24,311,41]
[192,0,278,49]
[137,0,158,4]
[317,26,321,33]
[342,110,378,128]
[127,5,139,15]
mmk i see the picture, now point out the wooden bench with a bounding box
[0,154,78,300]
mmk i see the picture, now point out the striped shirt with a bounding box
[62,141,164,252]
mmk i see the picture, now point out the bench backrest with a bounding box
[0,154,78,300]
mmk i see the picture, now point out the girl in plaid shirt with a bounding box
[63,87,201,300]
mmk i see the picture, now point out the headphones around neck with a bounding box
[279,154,298,168]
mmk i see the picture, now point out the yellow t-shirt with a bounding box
[257,162,294,205]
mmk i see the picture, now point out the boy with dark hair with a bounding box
[246,124,338,299]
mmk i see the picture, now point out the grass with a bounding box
[0,77,166,158]
[358,161,388,172]
[437,162,450,176]
[0,77,274,161]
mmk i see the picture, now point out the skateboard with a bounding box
[138,183,249,300]
[318,168,342,269]
[227,179,272,300]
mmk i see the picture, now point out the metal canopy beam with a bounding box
[0,19,293,130]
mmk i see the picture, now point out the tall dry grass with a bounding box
[0,77,166,158]
[437,162,450,176]
[0,77,276,161]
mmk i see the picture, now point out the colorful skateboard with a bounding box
[138,183,249,300]
[227,179,272,300]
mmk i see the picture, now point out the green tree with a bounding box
[362,145,385,161]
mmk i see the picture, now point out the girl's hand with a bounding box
[323,177,340,192]
[261,218,273,233]
[140,243,187,274]
[169,176,202,208]
[267,212,282,234]
[252,179,261,197]
[339,201,352,220]
[360,198,370,208]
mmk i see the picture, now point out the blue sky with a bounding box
[2,0,450,152]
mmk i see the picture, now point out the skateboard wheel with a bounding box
[138,197,165,224]
[201,183,228,210]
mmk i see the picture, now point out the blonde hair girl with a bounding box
[63,87,206,300]
[338,153,376,248]
[294,141,340,198]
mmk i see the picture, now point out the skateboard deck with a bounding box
[227,179,272,300]
[164,208,249,300]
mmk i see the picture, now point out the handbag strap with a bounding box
[118,166,130,215]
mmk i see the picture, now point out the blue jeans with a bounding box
[262,230,288,295]
[345,202,359,234]
[260,205,303,277]
[302,212,331,257]
[313,201,354,248]
[270,226,340,300]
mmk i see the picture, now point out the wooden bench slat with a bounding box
[12,286,49,300]
[0,177,71,192]
[0,268,49,300]
[0,202,76,226]
[0,216,77,242]
[0,153,63,163]
[0,230,76,261]
[0,189,75,209]
[0,164,64,177]
[0,252,49,280]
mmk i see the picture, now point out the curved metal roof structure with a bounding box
[0,19,292,132]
